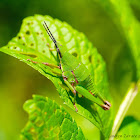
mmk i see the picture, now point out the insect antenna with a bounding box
[43,21,62,58]
[43,21,56,44]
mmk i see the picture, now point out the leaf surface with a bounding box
[20,95,85,140]
[0,15,113,137]
[116,116,140,140]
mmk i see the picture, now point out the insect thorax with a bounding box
[61,52,96,93]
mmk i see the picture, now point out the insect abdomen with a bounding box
[73,64,96,94]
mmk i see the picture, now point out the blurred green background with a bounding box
[0,0,140,139]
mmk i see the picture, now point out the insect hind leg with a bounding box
[75,86,111,110]
[96,92,111,108]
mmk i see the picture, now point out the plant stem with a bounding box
[109,82,139,140]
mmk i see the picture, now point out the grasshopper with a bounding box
[28,21,111,111]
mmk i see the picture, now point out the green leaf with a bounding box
[20,95,85,140]
[115,116,140,140]
[0,15,113,137]
[96,0,140,80]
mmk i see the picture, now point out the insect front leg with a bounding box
[27,59,62,75]
[63,76,78,112]
[27,59,61,69]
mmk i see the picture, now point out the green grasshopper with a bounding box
[28,21,111,111]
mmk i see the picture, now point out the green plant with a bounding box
[0,0,140,139]
[0,14,113,139]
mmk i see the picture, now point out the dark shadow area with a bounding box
[111,43,137,95]
[130,2,140,22]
